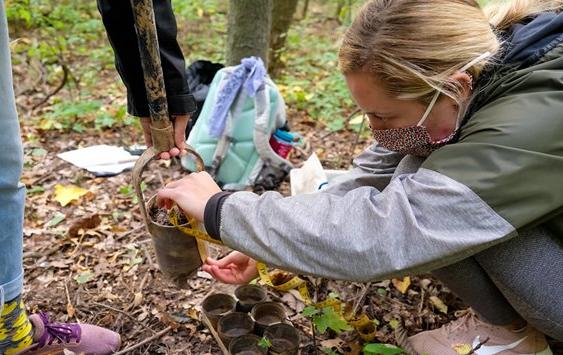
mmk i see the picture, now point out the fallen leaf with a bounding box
[68,214,101,238]
[429,296,448,314]
[388,319,399,329]
[452,344,472,355]
[46,212,65,227]
[67,302,75,318]
[54,184,89,206]
[74,271,94,284]
[391,276,411,294]
[133,292,143,307]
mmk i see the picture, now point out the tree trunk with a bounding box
[301,0,310,19]
[226,0,272,69]
[269,0,298,77]
[335,0,345,24]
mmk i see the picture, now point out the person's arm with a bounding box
[212,167,516,282]
[97,0,196,158]
[321,143,403,197]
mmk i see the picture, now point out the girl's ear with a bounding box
[450,71,474,102]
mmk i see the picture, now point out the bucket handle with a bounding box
[132,147,205,228]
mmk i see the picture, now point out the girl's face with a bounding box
[345,71,465,141]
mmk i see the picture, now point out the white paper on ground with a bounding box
[57,145,139,176]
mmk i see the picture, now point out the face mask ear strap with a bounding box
[460,51,491,72]
[417,90,441,126]
[417,51,491,128]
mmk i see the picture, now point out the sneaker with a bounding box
[15,312,121,355]
[407,310,552,355]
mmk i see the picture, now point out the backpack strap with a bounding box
[253,80,293,173]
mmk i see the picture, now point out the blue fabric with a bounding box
[0,0,26,302]
[504,12,563,64]
[208,56,266,138]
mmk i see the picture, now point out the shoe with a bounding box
[15,312,121,355]
[407,310,552,355]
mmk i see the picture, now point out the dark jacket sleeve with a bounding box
[97,0,196,117]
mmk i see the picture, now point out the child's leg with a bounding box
[0,2,33,353]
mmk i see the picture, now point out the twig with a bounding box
[23,245,61,259]
[141,244,155,269]
[64,282,80,323]
[31,63,69,110]
[311,278,319,355]
[418,288,425,314]
[116,224,145,241]
[92,302,156,335]
[394,323,419,355]
[112,326,172,355]
[351,282,371,317]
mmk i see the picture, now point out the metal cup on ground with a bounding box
[263,323,300,355]
[217,312,255,346]
[201,293,237,329]
[235,284,268,313]
[228,334,268,355]
[251,302,287,336]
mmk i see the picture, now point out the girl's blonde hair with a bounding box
[339,0,562,106]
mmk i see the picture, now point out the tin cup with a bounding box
[217,312,255,346]
[201,293,236,329]
[251,302,287,336]
[235,284,268,313]
[228,334,268,355]
[264,323,300,355]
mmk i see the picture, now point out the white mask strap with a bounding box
[416,90,440,126]
[416,51,491,127]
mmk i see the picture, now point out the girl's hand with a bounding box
[202,251,259,284]
[156,171,221,221]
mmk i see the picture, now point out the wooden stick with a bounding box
[113,325,172,355]
[200,310,229,355]
[92,302,156,335]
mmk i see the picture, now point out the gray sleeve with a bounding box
[322,143,403,196]
[219,168,516,282]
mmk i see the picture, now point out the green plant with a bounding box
[39,100,100,132]
[363,343,405,355]
[258,337,271,349]
[302,306,352,334]
[119,182,146,205]
[322,347,340,355]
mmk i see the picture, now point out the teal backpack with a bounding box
[182,60,293,191]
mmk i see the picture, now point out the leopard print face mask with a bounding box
[370,52,491,157]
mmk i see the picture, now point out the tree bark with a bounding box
[269,0,298,77]
[226,0,273,69]
[301,0,310,19]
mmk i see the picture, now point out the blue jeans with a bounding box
[0,0,26,304]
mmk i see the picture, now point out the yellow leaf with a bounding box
[452,343,472,355]
[66,302,75,318]
[429,296,448,314]
[391,276,411,294]
[54,184,89,206]
[349,114,365,126]
[197,7,204,17]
